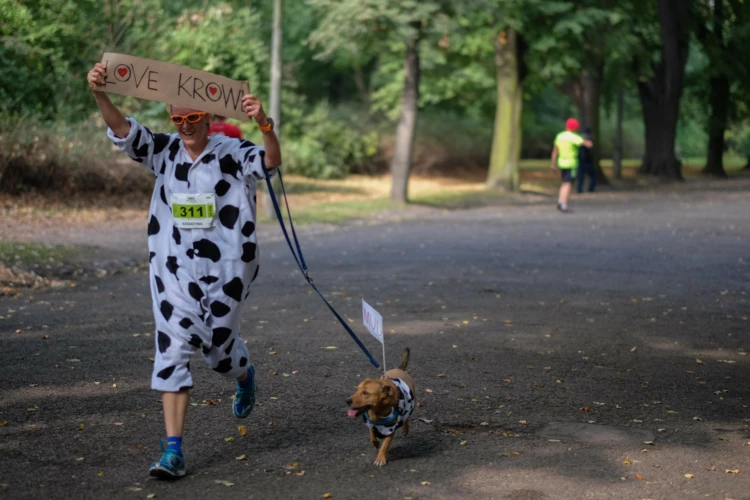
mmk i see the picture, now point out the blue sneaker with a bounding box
[233,365,256,418]
[149,442,185,479]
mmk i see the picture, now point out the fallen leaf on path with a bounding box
[726,469,739,474]
[76,458,84,462]
[658,428,666,433]
[78,424,84,431]
[324,346,338,350]
[519,420,527,424]
[97,471,104,477]
[127,487,142,492]
[696,359,703,365]
[437,373,445,377]
[644,441,655,445]
[0,421,6,427]
[215,480,235,486]
[460,440,468,446]
[548,439,561,443]
[684,474,694,479]
[630,347,638,352]
[581,407,592,412]
[693,416,702,421]
[147,495,156,499]
[425,388,433,393]
[27,406,38,412]
[636,474,643,481]
[224,436,234,443]
[236,455,248,461]
[421,482,431,486]
[292,370,300,375]
[294,471,305,476]
[322,494,333,498]
[238,425,247,436]
[418,418,433,424]
[623,456,631,465]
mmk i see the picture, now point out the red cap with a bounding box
[566,118,579,131]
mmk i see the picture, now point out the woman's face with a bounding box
[171,105,210,149]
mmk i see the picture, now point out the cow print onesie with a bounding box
[108,117,271,392]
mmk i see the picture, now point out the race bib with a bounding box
[171,193,215,229]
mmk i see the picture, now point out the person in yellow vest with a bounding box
[551,118,593,213]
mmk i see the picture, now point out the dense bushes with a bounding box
[0,113,152,195]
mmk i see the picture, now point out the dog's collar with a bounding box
[364,408,398,427]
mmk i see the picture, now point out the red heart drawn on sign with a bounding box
[208,86,218,96]
[117,67,128,78]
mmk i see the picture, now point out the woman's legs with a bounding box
[162,390,190,438]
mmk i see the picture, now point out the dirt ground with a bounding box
[1,177,750,499]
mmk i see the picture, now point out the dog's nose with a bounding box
[345,398,352,406]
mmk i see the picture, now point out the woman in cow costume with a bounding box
[87,63,281,479]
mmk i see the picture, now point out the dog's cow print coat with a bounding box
[364,378,416,438]
[109,118,271,392]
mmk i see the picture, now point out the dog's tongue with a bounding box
[347,409,359,418]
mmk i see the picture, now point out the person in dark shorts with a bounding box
[577,126,596,193]
[551,118,593,213]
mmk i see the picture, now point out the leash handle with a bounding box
[262,166,380,369]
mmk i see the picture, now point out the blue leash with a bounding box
[262,166,380,368]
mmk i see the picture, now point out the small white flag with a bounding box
[362,299,383,345]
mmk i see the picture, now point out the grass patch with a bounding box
[410,188,506,209]
[260,198,395,225]
[0,242,74,267]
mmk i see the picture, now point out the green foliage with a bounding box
[157,4,268,95]
[279,99,379,179]
[1,0,747,192]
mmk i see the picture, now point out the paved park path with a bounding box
[1,181,750,500]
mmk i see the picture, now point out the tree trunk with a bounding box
[702,0,728,179]
[486,29,523,191]
[702,74,730,178]
[576,66,609,186]
[638,0,691,180]
[612,76,624,180]
[260,0,283,218]
[390,32,420,203]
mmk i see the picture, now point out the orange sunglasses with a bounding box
[170,112,209,125]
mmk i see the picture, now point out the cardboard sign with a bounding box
[362,300,383,345]
[100,53,251,121]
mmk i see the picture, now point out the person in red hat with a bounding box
[209,115,243,139]
[550,118,593,213]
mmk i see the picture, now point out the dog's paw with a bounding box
[374,458,387,467]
